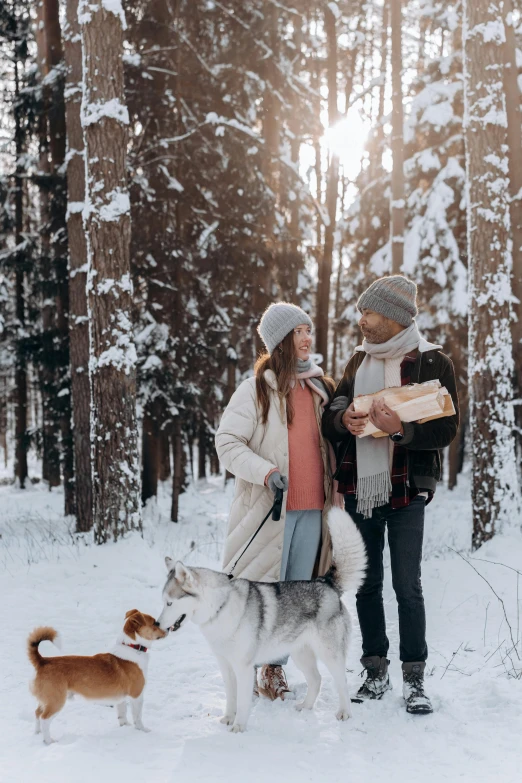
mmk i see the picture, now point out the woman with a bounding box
[215,302,338,701]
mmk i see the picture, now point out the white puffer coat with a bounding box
[216,369,334,581]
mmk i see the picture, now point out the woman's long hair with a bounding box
[254,330,298,425]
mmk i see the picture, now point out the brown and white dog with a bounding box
[28,609,167,744]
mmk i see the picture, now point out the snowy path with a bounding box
[1,477,521,783]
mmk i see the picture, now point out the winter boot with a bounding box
[351,656,392,703]
[402,662,433,715]
[257,665,291,701]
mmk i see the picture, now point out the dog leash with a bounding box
[227,487,284,579]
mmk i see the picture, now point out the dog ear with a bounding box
[123,610,146,640]
[125,609,140,619]
[165,556,174,572]
[174,561,194,588]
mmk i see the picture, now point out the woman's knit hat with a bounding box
[357,275,418,327]
[257,302,313,355]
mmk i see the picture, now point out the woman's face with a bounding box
[293,323,313,361]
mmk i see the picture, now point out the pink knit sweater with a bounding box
[286,383,325,511]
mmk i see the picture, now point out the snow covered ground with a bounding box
[1,473,521,783]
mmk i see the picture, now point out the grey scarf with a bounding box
[354,323,433,518]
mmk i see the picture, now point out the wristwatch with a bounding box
[390,430,404,443]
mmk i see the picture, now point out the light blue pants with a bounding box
[269,509,322,666]
[280,509,323,580]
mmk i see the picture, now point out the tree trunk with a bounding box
[13,58,28,488]
[462,0,520,547]
[390,0,405,273]
[0,375,7,467]
[316,6,340,374]
[35,4,61,489]
[198,425,206,480]
[41,0,74,510]
[503,0,522,474]
[159,431,171,481]
[64,0,92,531]
[171,417,183,522]
[80,2,141,543]
[141,404,160,504]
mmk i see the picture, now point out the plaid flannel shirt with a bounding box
[337,351,433,509]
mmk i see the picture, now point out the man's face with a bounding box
[358,310,401,344]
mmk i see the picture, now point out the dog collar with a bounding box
[122,642,148,653]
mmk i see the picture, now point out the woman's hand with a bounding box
[266,471,289,494]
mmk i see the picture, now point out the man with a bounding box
[322,275,459,715]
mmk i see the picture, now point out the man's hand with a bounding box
[342,402,369,437]
[368,398,403,436]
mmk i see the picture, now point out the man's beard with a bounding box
[361,323,394,344]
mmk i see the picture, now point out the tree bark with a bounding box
[198,425,206,480]
[390,0,405,273]
[462,0,520,547]
[141,404,160,504]
[171,417,182,522]
[503,0,522,473]
[80,1,141,543]
[13,57,28,488]
[64,0,93,531]
[42,0,74,511]
[35,2,61,489]
[315,6,340,374]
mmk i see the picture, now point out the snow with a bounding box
[82,99,130,127]
[101,0,127,30]
[1,472,521,782]
[98,189,131,222]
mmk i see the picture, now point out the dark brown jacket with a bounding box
[322,349,460,493]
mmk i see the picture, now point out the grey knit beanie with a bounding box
[257,302,313,355]
[357,275,418,327]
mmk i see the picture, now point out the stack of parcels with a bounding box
[353,380,456,438]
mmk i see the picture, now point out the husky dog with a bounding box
[157,508,366,733]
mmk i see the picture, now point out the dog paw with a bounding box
[336,708,351,721]
[118,720,130,727]
[220,715,235,726]
[229,723,246,733]
[295,701,313,712]
[43,737,56,745]
[135,724,151,733]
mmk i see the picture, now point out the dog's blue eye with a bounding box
[167,601,172,607]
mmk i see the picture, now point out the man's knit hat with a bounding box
[357,275,418,327]
[257,302,313,355]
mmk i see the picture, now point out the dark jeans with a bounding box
[344,494,428,663]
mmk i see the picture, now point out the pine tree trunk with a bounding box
[390,0,405,273]
[159,431,171,481]
[142,403,160,504]
[0,375,7,467]
[80,1,141,543]
[503,0,522,473]
[64,0,93,531]
[35,7,61,489]
[462,0,520,546]
[171,417,182,522]
[13,58,28,488]
[41,0,74,510]
[316,6,340,374]
[198,425,206,480]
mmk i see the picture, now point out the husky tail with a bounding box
[325,507,367,593]
[27,627,61,669]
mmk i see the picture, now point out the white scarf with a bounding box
[354,323,441,518]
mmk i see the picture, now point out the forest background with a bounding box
[1,0,521,548]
